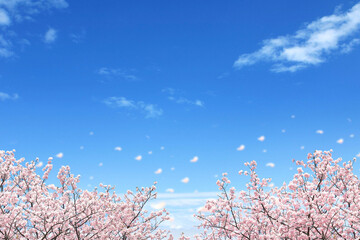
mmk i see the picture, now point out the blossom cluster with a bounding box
[0,150,170,239]
[196,150,360,239]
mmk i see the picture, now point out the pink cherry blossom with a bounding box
[196,150,360,239]
[0,150,171,239]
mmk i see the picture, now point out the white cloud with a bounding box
[139,102,163,118]
[181,177,189,184]
[148,151,152,155]
[89,131,94,135]
[316,130,324,134]
[157,191,219,199]
[98,162,103,167]
[56,152,63,158]
[154,168,162,174]
[163,88,204,107]
[151,201,166,210]
[350,134,355,138]
[0,8,10,25]
[170,97,204,107]
[114,146,122,151]
[69,30,86,43]
[237,144,245,151]
[300,146,305,150]
[337,138,344,144]
[0,0,68,20]
[266,162,275,168]
[0,0,67,58]
[0,92,19,101]
[44,28,57,43]
[258,135,265,142]
[234,2,360,72]
[104,97,163,118]
[135,155,142,161]
[190,156,198,163]
[97,67,137,81]
[160,146,165,150]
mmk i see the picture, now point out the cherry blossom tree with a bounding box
[196,150,360,239]
[0,150,170,239]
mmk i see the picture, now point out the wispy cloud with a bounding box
[44,28,57,43]
[104,96,163,118]
[0,0,68,19]
[234,2,360,72]
[0,8,10,26]
[97,67,138,81]
[0,92,19,101]
[69,30,86,43]
[155,191,219,232]
[162,88,204,107]
[0,0,68,57]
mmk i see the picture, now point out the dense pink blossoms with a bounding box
[196,150,360,239]
[0,150,170,239]
[3,149,360,239]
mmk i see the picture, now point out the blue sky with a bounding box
[1,0,360,234]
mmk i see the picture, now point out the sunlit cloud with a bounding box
[114,146,122,151]
[154,168,162,174]
[56,152,63,158]
[234,2,360,72]
[135,155,142,161]
[337,138,344,144]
